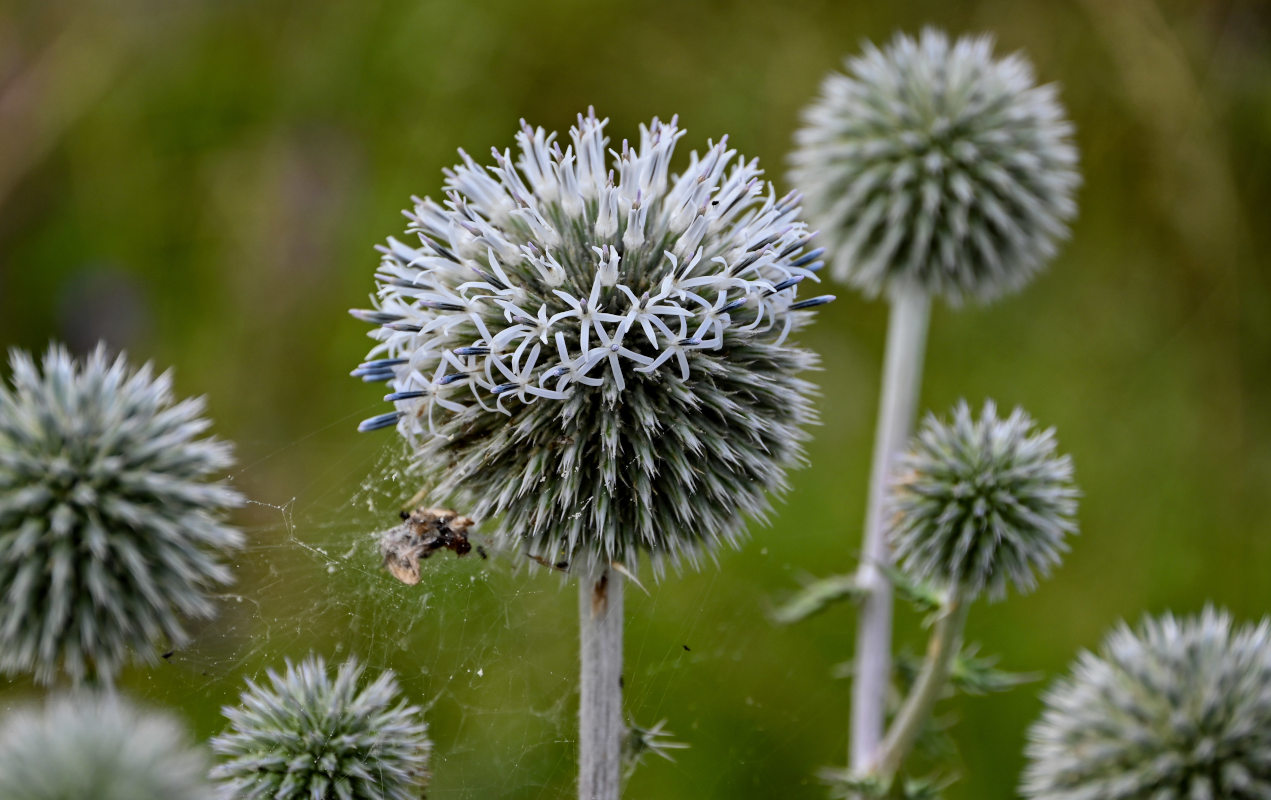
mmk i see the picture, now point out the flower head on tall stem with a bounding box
[352,109,829,576]
[0,694,216,800]
[0,344,244,686]
[890,400,1078,601]
[790,28,1079,304]
[211,655,431,800]
[1023,608,1271,800]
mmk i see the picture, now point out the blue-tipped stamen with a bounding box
[732,250,764,273]
[419,300,466,311]
[453,346,491,356]
[384,391,428,401]
[790,247,825,267]
[352,359,408,381]
[777,236,816,259]
[349,310,404,325]
[354,358,408,371]
[474,268,509,290]
[418,235,459,263]
[790,295,835,310]
[768,276,806,294]
[357,412,402,432]
[746,232,780,252]
[437,373,468,386]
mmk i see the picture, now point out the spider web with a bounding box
[53,405,854,800]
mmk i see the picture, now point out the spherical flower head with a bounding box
[211,655,431,800]
[790,28,1079,304]
[0,344,245,685]
[889,400,1077,600]
[0,693,216,800]
[352,110,830,577]
[1023,608,1271,799]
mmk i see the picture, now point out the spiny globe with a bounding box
[889,400,1077,600]
[0,694,216,800]
[790,28,1079,304]
[352,110,830,577]
[1023,608,1271,800]
[211,656,431,800]
[0,344,244,685]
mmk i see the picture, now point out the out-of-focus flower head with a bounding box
[791,29,1079,304]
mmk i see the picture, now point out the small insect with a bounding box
[381,507,486,585]
[527,553,570,572]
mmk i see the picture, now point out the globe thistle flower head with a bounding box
[352,110,830,577]
[889,400,1077,600]
[790,28,1079,304]
[0,693,216,800]
[211,655,431,800]
[1024,608,1271,800]
[0,344,244,685]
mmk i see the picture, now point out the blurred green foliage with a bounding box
[2,0,1270,797]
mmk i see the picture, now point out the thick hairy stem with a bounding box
[579,568,625,800]
[875,590,970,779]
[850,287,932,770]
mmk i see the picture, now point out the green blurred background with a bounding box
[2,0,1270,797]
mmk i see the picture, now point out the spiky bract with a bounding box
[211,655,431,800]
[889,400,1077,600]
[352,110,829,576]
[0,694,216,800]
[1023,608,1271,800]
[790,28,1079,303]
[0,344,244,685]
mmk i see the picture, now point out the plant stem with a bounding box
[850,287,932,771]
[579,567,624,800]
[875,590,970,779]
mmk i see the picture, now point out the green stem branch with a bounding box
[875,589,970,780]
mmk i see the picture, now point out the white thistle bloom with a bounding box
[791,29,1079,304]
[0,694,216,800]
[0,344,244,686]
[890,401,1078,600]
[1024,608,1271,800]
[212,656,431,800]
[352,110,830,576]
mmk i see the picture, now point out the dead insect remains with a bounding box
[381,507,484,585]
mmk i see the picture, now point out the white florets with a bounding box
[353,110,829,576]
[790,29,1079,304]
[1023,608,1271,800]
